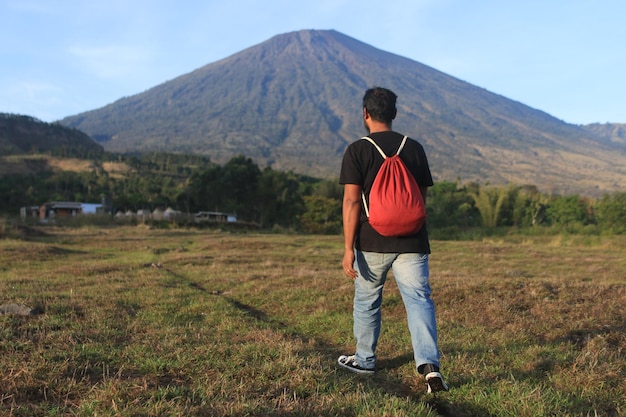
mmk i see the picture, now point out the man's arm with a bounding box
[342,183,361,279]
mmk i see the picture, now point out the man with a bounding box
[337,87,448,393]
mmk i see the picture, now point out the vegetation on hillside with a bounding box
[584,122,626,146]
[0,113,103,157]
[1,150,625,235]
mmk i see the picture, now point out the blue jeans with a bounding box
[352,250,440,371]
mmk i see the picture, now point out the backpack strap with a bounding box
[361,136,408,158]
[361,136,386,159]
[359,135,409,217]
[396,136,408,154]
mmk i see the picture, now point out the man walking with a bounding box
[338,87,448,393]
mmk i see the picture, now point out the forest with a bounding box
[1,150,625,236]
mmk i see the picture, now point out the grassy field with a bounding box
[0,225,624,416]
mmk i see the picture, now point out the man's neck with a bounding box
[367,121,392,134]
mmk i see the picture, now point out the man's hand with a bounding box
[342,248,357,279]
[342,183,361,279]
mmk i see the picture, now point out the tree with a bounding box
[546,195,590,227]
[186,164,224,212]
[220,156,261,220]
[311,179,343,200]
[595,192,626,233]
[469,185,510,228]
[427,181,479,228]
[299,195,342,234]
[256,168,305,228]
[512,185,550,227]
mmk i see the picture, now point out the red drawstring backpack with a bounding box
[361,136,426,237]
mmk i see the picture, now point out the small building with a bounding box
[20,206,40,220]
[164,207,183,221]
[194,211,237,223]
[81,203,103,214]
[39,202,83,222]
[136,209,151,221]
[152,207,164,221]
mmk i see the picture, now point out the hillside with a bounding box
[59,30,626,196]
[1,113,102,157]
[583,123,626,146]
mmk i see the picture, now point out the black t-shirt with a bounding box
[339,131,433,254]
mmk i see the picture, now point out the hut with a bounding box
[194,211,237,223]
[39,202,83,222]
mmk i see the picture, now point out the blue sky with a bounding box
[1,0,624,125]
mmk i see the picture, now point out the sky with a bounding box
[1,0,625,125]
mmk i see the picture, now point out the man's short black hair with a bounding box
[363,87,397,124]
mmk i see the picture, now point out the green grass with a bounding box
[1,226,625,416]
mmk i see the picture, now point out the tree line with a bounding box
[1,152,625,235]
[427,181,626,237]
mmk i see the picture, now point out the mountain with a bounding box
[1,113,102,156]
[59,30,626,197]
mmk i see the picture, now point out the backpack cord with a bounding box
[361,136,408,159]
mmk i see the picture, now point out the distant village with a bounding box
[20,200,238,224]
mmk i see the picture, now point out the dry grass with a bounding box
[0,155,98,176]
[45,157,97,173]
[101,162,134,178]
[0,226,624,416]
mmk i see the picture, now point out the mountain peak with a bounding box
[60,30,626,196]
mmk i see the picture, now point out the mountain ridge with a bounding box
[59,29,626,197]
[1,113,103,156]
